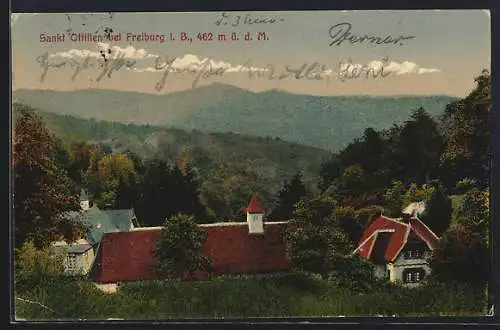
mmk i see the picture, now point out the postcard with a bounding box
[11,10,492,320]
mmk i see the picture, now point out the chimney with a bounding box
[245,195,265,234]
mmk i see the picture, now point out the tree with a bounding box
[440,70,491,189]
[135,160,209,226]
[154,213,213,279]
[383,180,406,217]
[430,223,489,284]
[283,197,352,277]
[269,173,307,221]
[455,188,489,237]
[397,108,443,185]
[318,157,341,192]
[430,188,489,284]
[420,182,452,237]
[337,164,367,198]
[86,152,138,209]
[402,183,434,208]
[13,105,83,248]
[332,206,362,245]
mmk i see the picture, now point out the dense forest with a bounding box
[13,70,490,285]
[12,106,331,223]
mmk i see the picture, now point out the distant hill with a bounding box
[14,104,332,219]
[13,84,457,152]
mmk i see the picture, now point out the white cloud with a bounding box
[351,59,441,75]
[97,42,157,60]
[49,42,158,60]
[46,44,440,78]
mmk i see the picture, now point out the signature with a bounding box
[329,22,416,47]
[214,12,285,27]
[35,51,136,83]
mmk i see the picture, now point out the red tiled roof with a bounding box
[354,215,439,263]
[409,217,439,249]
[245,195,265,214]
[90,223,289,283]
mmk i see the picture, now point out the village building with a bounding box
[353,202,439,287]
[51,239,95,275]
[51,190,138,275]
[88,195,290,292]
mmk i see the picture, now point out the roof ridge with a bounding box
[379,215,410,228]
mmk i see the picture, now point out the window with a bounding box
[405,249,423,259]
[66,253,77,272]
[403,268,425,283]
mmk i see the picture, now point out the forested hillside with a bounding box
[13,84,456,151]
[12,105,332,222]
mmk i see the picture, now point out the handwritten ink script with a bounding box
[329,22,416,46]
[214,12,285,27]
[35,51,136,83]
[36,50,394,91]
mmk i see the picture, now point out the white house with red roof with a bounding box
[353,202,439,287]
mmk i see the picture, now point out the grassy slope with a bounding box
[15,274,486,319]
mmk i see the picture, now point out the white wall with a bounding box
[94,283,118,293]
[80,200,90,211]
[387,251,432,286]
[247,213,264,234]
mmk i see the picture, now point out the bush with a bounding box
[328,255,385,294]
[15,240,65,292]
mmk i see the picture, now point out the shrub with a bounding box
[15,240,65,291]
[328,255,384,294]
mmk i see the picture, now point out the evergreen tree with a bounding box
[269,173,307,221]
[420,182,452,237]
[397,107,443,185]
[134,160,208,226]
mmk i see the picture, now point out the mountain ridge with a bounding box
[13,84,458,152]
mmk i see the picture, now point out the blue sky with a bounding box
[11,10,490,96]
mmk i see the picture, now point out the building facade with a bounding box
[354,212,439,287]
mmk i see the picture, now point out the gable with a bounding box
[356,215,410,262]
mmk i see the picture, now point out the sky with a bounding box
[11,10,491,97]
